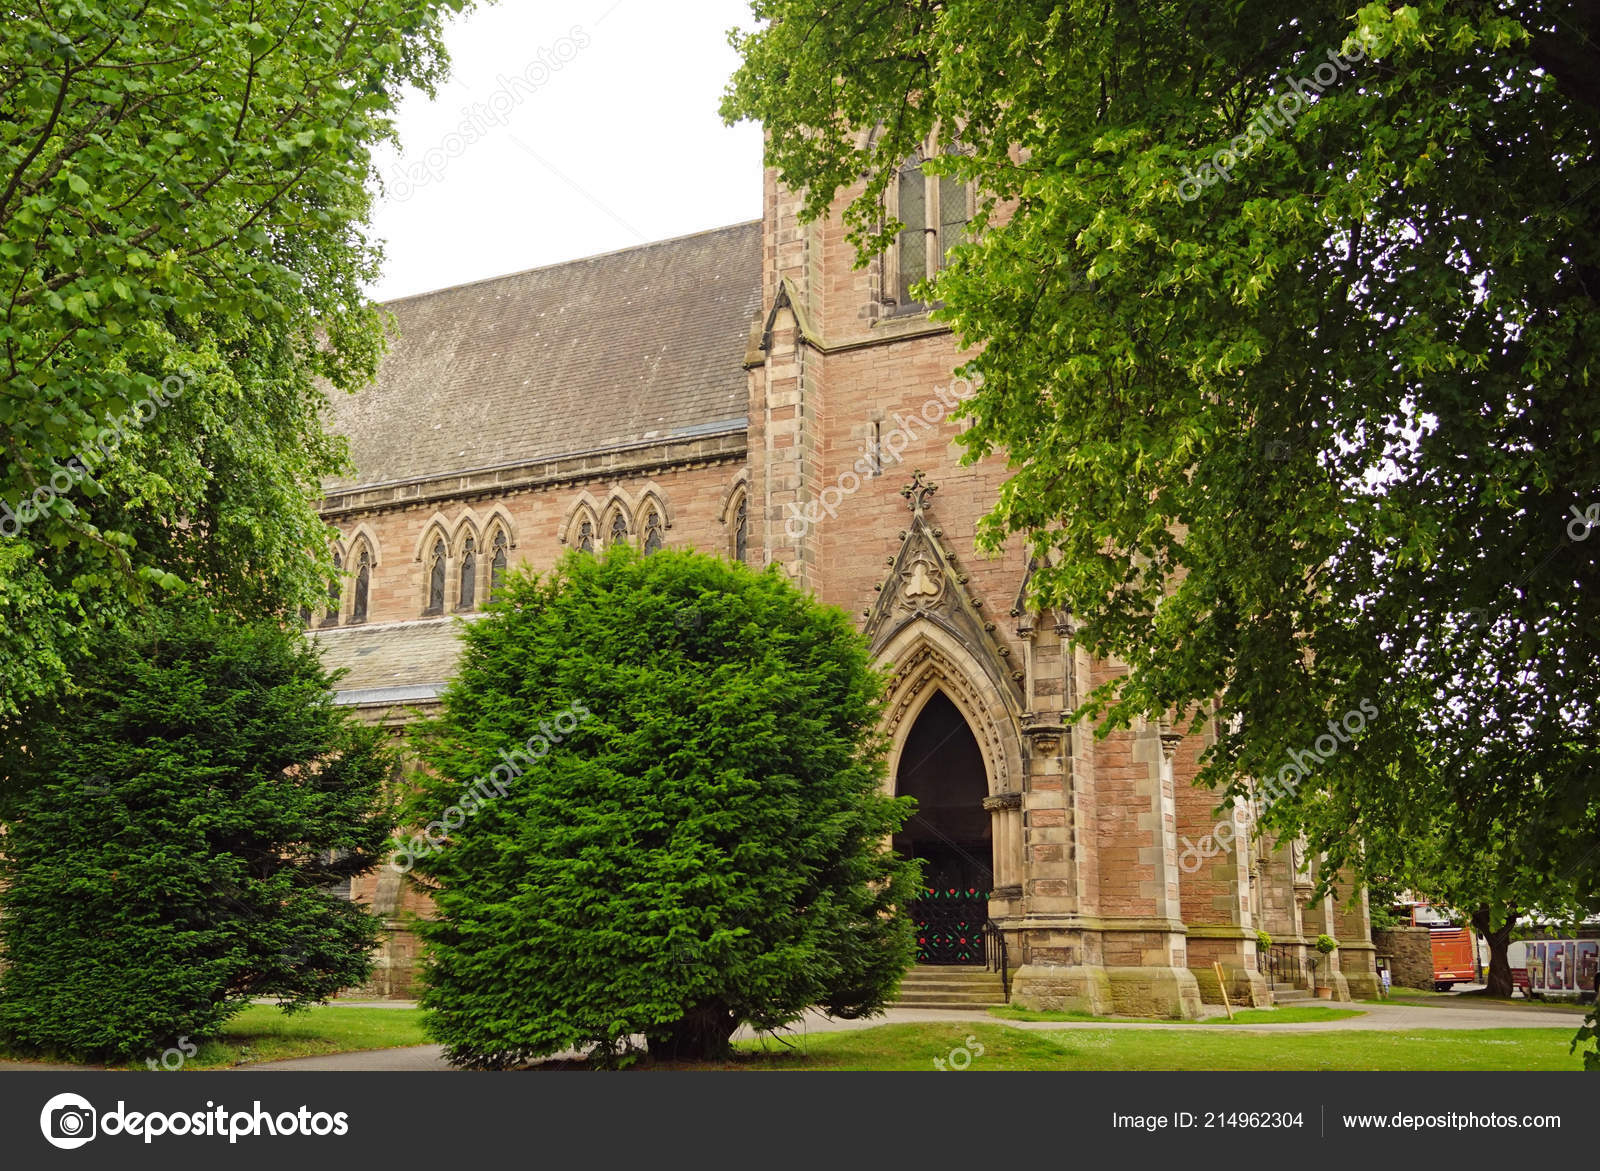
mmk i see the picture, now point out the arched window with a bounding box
[577,519,594,553]
[458,537,477,611]
[609,510,628,547]
[734,493,748,563]
[320,552,342,628]
[425,538,446,615]
[353,549,371,624]
[642,507,664,554]
[490,531,509,598]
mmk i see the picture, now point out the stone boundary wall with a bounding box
[1373,925,1433,990]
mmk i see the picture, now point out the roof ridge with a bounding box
[379,219,763,306]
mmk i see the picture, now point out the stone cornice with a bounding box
[319,429,747,519]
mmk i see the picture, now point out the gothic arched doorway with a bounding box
[895,691,992,964]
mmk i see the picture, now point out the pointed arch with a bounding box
[422,535,448,616]
[877,621,1023,799]
[345,531,378,625]
[411,512,454,566]
[559,491,603,551]
[449,511,482,558]
[642,509,664,553]
[351,545,372,624]
[479,505,516,551]
[599,484,637,549]
[343,523,381,568]
[321,541,345,629]
[719,471,751,562]
[481,508,516,600]
[598,485,635,549]
[718,470,750,521]
[633,483,673,532]
[489,528,511,599]
[457,534,479,611]
[606,503,631,548]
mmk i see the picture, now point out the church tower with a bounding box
[744,162,1376,1013]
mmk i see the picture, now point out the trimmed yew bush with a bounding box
[407,547,918,1065]
[0,603,395,1062]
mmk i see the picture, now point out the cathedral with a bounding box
[315,161,1377,1015]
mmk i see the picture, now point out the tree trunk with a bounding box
[647,1004,739,1062]
[1471,904,1519,999]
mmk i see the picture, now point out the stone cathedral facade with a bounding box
[316,163,1377,1015]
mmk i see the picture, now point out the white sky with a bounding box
[366,0,764,302]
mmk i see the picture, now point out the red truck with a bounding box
[1399,903,1479,991]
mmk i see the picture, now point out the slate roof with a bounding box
[310,617,470,703]
[323,220,764,491]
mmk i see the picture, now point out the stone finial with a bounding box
[900,469,938,514]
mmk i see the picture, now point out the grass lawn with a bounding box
[0,1005,430,1070]
[989,1005,1361,1025]
[165,1005,430,1069]
[719,1022,1584,1071]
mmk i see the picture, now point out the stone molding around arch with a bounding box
[878,624,1021,801]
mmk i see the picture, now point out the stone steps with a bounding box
[894,965,1007,1011]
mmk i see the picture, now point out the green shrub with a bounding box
[0,603,394,1062]
[405,546,919,1065]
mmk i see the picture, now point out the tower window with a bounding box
[938,172,970,255]
[734,494,748,563]
[577,519,594,553]
[895,164,928,308]
[889,156,971,313]
[609,510,628,547]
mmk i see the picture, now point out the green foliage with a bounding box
[725,0,1599,1002]
[1256,929,1273,951]
[1316,934,1339,955]
[0,602,395,1062]
[406,547,919,1066]
[0,0,473,715]
[1368,904,1402,931]
[1576,1009,1598,1071]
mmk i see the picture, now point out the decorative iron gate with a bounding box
[910,886,989,965]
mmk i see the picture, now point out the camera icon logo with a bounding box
[40,1092,97,1150]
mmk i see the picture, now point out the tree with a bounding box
[404,547,918,1066]
[1364,743,1592,998]
[0,601,395,1062]
[725,0,1599,1058]
[0,0,472,716]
